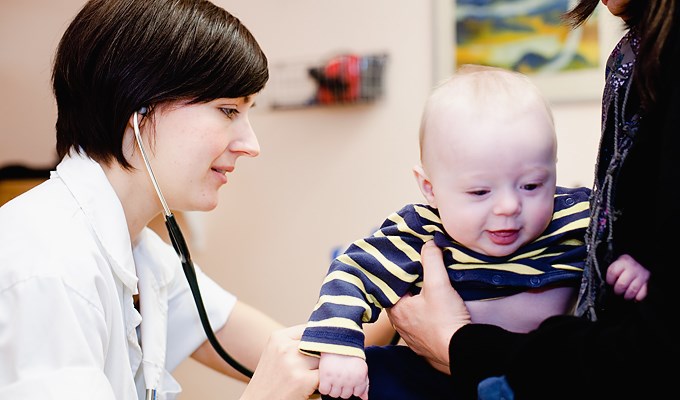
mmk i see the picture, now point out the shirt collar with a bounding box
[55,151,139,292]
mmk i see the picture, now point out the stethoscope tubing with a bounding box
[133,110,254,380]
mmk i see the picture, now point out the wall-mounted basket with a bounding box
[268,53,388,110]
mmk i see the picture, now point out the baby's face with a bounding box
[421,104,557,257]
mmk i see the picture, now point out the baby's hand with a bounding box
[318,353,369,400]
[606,254,650,301]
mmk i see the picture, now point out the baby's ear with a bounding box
[413,164,437,207]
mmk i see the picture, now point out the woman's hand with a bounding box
[386,241,471,374]
[240,325,319,400]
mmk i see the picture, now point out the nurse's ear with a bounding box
[413,163,437,208]
[127,106,151,130]
[132,106,150,128]
[122,106,153,163]
[125,105,154,144]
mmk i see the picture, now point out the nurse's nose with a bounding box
[230,116,260,158]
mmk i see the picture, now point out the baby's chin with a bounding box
[478,242,523,258]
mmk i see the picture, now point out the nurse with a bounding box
[0,0,317,399]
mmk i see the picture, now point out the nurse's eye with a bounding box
[220,108,239,119]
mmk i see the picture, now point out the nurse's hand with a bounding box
[240,324,319,400]
[386,241,471,374]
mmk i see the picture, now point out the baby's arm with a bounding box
[606,254,650,301]
[319,353,369,400]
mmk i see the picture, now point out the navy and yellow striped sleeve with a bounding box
[299,204,443,359]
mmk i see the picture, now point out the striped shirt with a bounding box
[300,186,591,359]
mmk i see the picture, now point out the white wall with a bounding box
[0,1,614,398]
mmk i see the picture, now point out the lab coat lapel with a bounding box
[55,152,139,291]
[55,152,145,382]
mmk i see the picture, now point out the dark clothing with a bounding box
[366,346,453,400]
[321,346,453,400]
[448,15,680,400]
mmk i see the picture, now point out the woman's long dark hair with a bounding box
[563,0,676,108]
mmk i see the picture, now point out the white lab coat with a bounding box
[0,152,236,399]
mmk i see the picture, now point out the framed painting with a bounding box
[433,0,626,102]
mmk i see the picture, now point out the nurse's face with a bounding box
[148,95,260,212]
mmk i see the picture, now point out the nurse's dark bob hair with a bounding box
[52,0,269,168]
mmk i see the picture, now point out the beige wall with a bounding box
[1,1,616,398]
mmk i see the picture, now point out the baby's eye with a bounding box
[221,108,239,119]
[468,189,489,196]
[522,183,542,191]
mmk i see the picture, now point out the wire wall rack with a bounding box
[268,53,388,110]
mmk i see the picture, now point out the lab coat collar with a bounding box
[55,151,139,292]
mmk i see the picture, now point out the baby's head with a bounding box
[414,64,558,257]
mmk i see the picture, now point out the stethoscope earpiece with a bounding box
[138,106,149,116]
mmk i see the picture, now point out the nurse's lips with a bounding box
[211,166,233,183]
[488,229,519,245]
[211,165,234,174]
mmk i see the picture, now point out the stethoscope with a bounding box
[133,107,253,399]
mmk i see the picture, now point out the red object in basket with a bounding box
[312,54,361,104]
